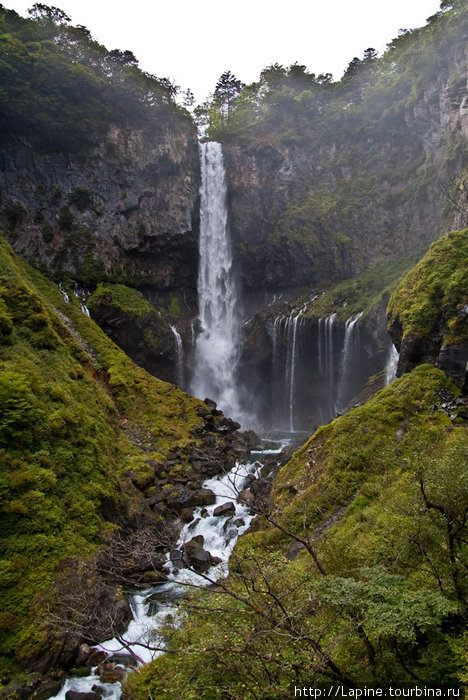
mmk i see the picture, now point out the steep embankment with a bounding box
[0,235,245,698]
[124,232,468,697]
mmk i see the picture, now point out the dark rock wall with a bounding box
[0,122,200,299]
[237,303,390,432]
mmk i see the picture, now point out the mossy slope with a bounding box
[388,229,468,383]
[0,234,205,677]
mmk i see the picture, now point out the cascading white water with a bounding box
[336,312,363,412]
[321,313,338,418]
[170,325,184,388]
[385,344,400,386]
[191,142,240,418]
[288,314,300,432]
[49,444,286,700]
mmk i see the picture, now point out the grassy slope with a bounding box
[0,235,205,676]
[300,251,424,322]
[125,368,468,697]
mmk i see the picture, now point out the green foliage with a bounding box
[170,293,181,317]
[0,233,206,672]
[0,6,187,152]
[125,365,468,696]
[87,283,156,318]
[0,371,40,446]
[2,199,25,229]
[58,205,74,230]
[302,252,423,321]
[68,186,91,212]
[388,229,468,343]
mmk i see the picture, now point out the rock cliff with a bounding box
[0,123,200,299]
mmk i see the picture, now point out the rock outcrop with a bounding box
[388,229,468,390]
[0,123,200,302]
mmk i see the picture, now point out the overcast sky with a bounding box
[4,0,442,102]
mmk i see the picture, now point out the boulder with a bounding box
[180,507,194,523]
[213,501,235,517]
[170,549,184,567]
[65,691,102,700]
[33,679,64,700]
[182,535,212,572]
[85,650,108,668]
[98,662,126,683]
[106,653,136,667]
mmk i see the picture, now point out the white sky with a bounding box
[4,0,442,102]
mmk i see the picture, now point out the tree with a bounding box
[182,88,195,108]
[28,3,71,24]
[214,70,244,126]
[107,49,138,67]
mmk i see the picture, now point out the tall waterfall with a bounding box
[191,142,240,418]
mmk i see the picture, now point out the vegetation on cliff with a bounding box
[298,251,424,322]
[388,229,468,346]
[199,0,468,293]
[0,4,189,152]
[0,233,209,680]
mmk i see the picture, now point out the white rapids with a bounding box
[49,443,286,699]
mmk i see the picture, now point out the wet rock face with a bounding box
[393,330,468,389]
[237,306,388,431]
[0,123,200,297]
[437,343,468,388]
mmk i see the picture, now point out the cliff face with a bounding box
[0,122,200,299]
[222,50,468,300]
[208,4,468,306]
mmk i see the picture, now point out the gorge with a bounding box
[0,2,467,698]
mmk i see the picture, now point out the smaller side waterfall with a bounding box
[336,312,363,412]
[271,307,306,432]
[385,344,400,386]
[317,313,339,420]
[170,325,184,388]
[72,284,90,316]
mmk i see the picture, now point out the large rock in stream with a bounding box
[172,535,222,573]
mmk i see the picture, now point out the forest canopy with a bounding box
[0,3,187,151]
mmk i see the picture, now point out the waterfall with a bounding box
[170,325,184,388]
[319,313,338,418]
[385,344,399,386]
[191,142,240,418]
[336,312,363,412]
[72,284,90,316]
[59,283,70,303]
[271,307,306,432]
